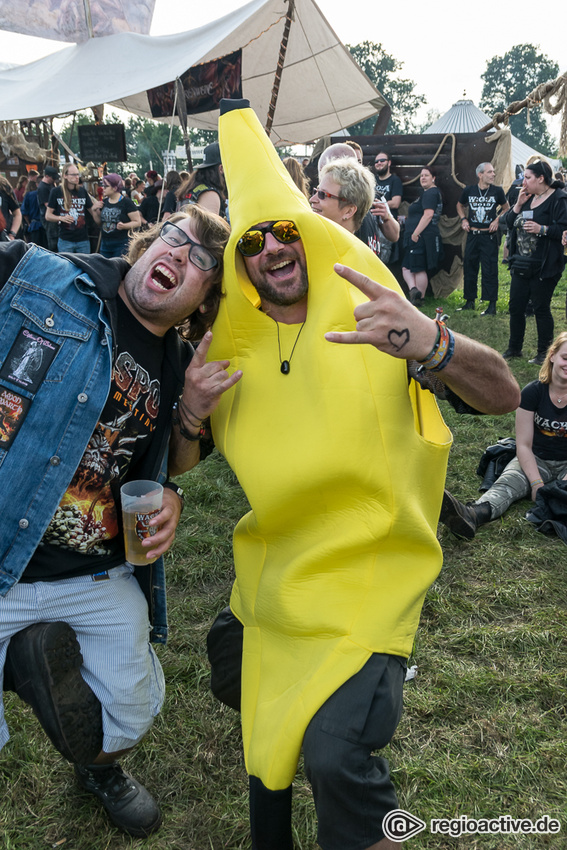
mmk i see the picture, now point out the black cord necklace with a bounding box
[275,319,306,374]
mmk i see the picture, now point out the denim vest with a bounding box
[0,245,171,643]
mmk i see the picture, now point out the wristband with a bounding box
[530,478,543,487]
[417,320,455,372]
[163,481,185,510]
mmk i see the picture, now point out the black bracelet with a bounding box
[172,404,202,441]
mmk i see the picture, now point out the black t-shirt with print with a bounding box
[47,185,93,242]
[101,195,138,243]
[458,184,507,230]
[374,174,403,216]
[512,194,556,262]
[23,296,166,581]
[521,380,567,461]
[355,212,380,255]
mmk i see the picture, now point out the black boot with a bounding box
[457,300,475,311]
[5,621,103,764]
[439,490,492,539]
[481,301,497,316]
[75,762,162,837]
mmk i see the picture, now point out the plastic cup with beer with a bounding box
[120,480,163,566]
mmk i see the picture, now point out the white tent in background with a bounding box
[425,99,560,172]
[0,0,387,145]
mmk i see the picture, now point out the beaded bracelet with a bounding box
[417,320,455,373]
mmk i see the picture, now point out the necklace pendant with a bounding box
[281,360,290,375]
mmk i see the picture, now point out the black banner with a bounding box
[77,124,127,163]
[148,49,242,118]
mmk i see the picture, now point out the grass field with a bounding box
[2,262,567,849]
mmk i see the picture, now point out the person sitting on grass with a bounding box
[441,331,567,539]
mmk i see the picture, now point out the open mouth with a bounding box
[267,259,295,279]
[150,263,177,291]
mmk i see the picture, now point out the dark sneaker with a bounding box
[481,301,497,316]
[457,300,475,311]
[408,287,423,306]
[502,349,523,360]
[75,763,162,837]
[5,622,102,764]
[529,353,545,365]
[439,490,492,540]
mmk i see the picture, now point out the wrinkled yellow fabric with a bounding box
[209,105,452,790]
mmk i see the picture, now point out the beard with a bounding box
[245,252,309,308]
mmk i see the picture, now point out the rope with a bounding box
[401,133,466,188]
[489,71,567,156]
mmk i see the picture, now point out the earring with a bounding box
[199,303,207,314]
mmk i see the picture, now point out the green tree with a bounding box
[346,42,426,135]
[480,44,559,154]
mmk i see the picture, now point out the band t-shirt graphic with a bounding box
[24,298,165,581]
[47,185,93,243]
[101,195,138,242]
[458,185,507,229]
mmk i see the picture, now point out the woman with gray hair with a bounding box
[310,158,374,235]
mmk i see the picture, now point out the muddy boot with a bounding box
[5,621,103,764]
[439,490,492,539]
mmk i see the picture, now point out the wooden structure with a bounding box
[330,131,504,296]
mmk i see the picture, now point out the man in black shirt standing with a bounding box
[372,151,403,264]
[457,162,509,315]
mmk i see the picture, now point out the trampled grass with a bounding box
[2,261,567,848]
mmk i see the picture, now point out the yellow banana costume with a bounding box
[209,102,452,791]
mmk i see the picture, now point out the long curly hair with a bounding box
[126,206,230,342]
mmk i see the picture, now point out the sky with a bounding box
[0,0,564,140]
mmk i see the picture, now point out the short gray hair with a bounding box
[320,158,375,230]
[476,162,492,177]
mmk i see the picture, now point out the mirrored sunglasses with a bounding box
[237,220,301,257]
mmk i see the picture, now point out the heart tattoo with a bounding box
[387,328,410,351]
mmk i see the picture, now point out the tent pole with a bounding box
[265,0,295,137]
[82,0,94,38]
[176,78,193,172]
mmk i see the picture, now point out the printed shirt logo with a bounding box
[42,348,161,556]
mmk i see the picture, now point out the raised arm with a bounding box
[325,264,520,415]
[168,331,242,476]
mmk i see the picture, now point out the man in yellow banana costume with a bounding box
[171,100,519,850]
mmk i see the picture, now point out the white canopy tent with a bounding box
[0,0,387,145]
[425,99,561,172]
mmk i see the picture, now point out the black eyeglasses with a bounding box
[312,188,346,202]
[374,158,388,164]
[237,220,301,257]
[159,222,217,271]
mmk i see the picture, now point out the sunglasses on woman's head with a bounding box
[237,220,301,257]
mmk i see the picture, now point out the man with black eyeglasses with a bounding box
[187,100,520,850]
[0,209,237,838]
